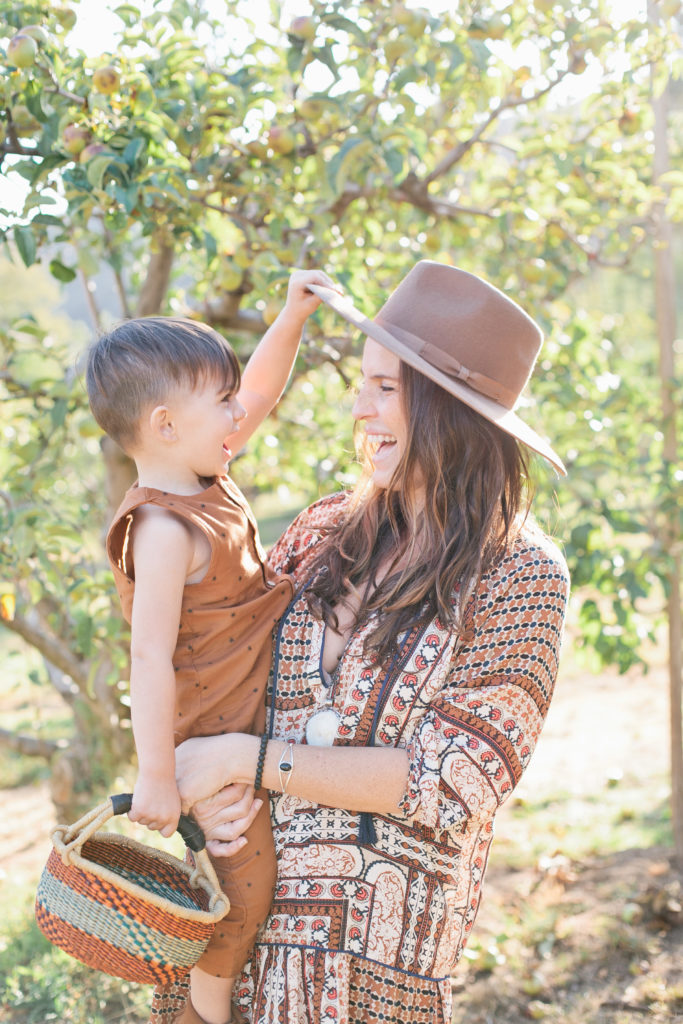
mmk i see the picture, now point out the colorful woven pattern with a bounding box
[35,826,227,984]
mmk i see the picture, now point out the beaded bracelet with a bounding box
[254,733,269,792]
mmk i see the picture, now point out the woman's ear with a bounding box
[148,404,177,442]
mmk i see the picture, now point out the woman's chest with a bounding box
[269,599,459,749]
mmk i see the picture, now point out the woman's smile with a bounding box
[367,433,397,459]
[352,340,406,487]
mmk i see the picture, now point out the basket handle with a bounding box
[54,794,230,918]
[60,793,207,853]
[110,793,206,852]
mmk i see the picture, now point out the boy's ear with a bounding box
[148,404,177,441]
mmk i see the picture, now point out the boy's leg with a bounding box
[195,796,276,978]
[148,978,246,1024]
[189,968,234,1024]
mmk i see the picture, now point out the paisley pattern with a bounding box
[235,493,569,1024]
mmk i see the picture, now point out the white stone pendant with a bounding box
[305,707,342,746]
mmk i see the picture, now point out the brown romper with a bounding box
[106,474,293,977]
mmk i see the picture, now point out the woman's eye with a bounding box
[380,384,396,393]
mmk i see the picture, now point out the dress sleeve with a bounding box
[397,537,570,831]
[267,491,351,581]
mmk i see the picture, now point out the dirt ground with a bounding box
[451,650,683,1023]
[1,644,682,1023]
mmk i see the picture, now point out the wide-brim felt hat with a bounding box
[309,260,566,476]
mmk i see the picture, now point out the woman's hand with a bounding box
[191,784,263,858]
[175,732,257,807]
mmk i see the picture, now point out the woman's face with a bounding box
[352,339,408,489]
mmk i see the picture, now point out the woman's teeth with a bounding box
[369,434,396,452]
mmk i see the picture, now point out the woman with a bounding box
[165,260,570,1024]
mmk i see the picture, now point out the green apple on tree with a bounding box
[219,261,243,291]
[61,123,91,156]
[288,15,316,41]
[53,6,77,30]
[92,64,120,95]
[261,298,282,325]
[18,24,50,45]
[8,32,38,68]
[79,141,107,161]
[245,138,269,159]
[267,124,296,154]
[9,103,41,135]
[385,36,411,62]
[618,108,641,135]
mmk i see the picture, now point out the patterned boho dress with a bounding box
[234,492,570,1024]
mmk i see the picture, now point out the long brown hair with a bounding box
[305,360,533,662]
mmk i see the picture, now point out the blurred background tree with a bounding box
[0,0,681,844]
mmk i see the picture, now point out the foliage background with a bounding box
[0,0,682,1001]
[0,0,682,1020]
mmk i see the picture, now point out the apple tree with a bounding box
[1,0,681,812]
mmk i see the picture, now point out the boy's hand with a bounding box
[129,772,181,838]
[281,269,342,325]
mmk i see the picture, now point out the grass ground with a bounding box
[1,626,681,1023]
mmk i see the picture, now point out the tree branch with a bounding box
[80,267,101,331]
[393,177,497,219]
[423,66,575,187]
[0,727,63,758]
[36,56,88,107]
[2,610,87,689]
[202,300,267,333]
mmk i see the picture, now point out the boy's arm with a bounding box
[231,268,341,450]
[128,506,194,836]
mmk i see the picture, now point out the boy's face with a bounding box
[169,376,246,481]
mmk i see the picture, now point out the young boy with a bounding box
[85,269,338,1024]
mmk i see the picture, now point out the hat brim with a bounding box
[309,283,566,477]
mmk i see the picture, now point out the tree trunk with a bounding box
[649,6,683,867]
[136,240,175,317]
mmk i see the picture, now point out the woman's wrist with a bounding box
[258,738,291,794]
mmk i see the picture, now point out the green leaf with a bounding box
[327,136,373,196]
[394,65,420,91]
[325,14,368,44]
[13,225,37,267]
[203,230,217,263]
[115,3,143,26]
[49,258,77,283]
[123,137,146,167]
[313,43,340,79]
[32,213,64,226]
[50,399,69,429]
[85,153,115,189]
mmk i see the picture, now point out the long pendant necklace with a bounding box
[305,683,342,746]
[305,624,346,747]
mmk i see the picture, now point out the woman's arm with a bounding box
[175,733,409,819]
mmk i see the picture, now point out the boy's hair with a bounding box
[86,316,241,451]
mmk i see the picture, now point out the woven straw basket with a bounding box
[35,793,230,985]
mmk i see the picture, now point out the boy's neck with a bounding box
[133,457,216,496]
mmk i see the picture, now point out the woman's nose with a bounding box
[352,387,373,420]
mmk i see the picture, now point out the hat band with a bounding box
[380,319,518,410]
